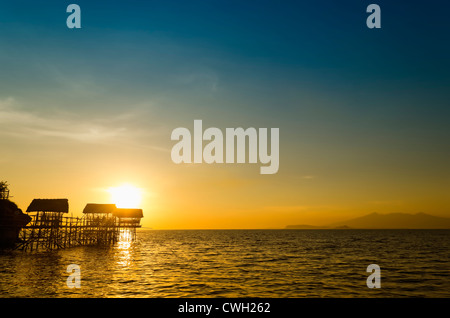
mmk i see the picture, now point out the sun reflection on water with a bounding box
[119,229,134,243]
[116,229,135,267]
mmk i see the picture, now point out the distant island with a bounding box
[286,212,450,229]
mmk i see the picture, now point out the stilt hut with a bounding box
[113,208,143,227]
[113,208,143,241]
[82,203,118,244]
[26,199,69,225]
[25,199,69,250]
[17,199,144,250]
[83,203,117,226]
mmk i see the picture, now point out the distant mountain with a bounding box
[286,212,450,229]
[285,224,329,229]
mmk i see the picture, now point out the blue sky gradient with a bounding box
[1,1,449,227]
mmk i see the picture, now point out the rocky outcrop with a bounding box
[0,200,31,248]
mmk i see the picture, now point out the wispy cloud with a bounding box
[0,97,140,144]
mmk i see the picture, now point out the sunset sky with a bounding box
[1,1,449,229]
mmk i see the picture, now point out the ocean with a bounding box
[0,229,449,298]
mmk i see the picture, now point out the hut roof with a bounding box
[26,199,69,213]
[83,203,117,214]
[113,208,143,218]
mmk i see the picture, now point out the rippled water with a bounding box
[0,229,449,297]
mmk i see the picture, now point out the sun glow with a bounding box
[108,184,142,208]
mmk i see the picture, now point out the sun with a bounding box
[108,183,142,208]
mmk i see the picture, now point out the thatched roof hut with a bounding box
[113,208,143,219]
[83,203,117,214]
[26,199,69,213]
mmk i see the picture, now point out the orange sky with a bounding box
[4,133,449,229]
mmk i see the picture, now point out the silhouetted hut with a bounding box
[82,203,118,244]
[83,203,117,214]
[26,198,69,226]
[25,199,69,250]
[16,199,144,250]
[113,208,143,227]
[83,203,117,226]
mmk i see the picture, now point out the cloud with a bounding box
[0,97,137,144]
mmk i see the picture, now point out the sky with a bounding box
[1,0,449,228]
